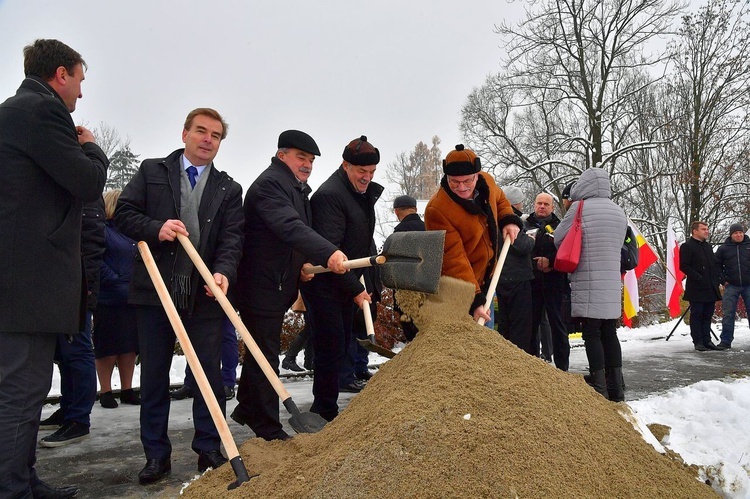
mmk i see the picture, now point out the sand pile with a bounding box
[184,277,716,498]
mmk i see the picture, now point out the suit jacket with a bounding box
[114,148,244,318]
[0,76,108,334]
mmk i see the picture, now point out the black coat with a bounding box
[524,212,567,286]
[393,213,425,233]
[680,237,721,302]
[715,235,750,287]
[0,76,108,334]
[234,157,338,316]
[114,149,244,318]
[304,166,384,300]
[82,197,106,311]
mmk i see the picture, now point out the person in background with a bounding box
[282,294,314,372]
[115,108,244,484]
[524,193,570,369]
[0,38,108,498]
[555,168,627,400]
[231,130,346,439]
[424,144,521,324]
[494,186,534,353]
[680,221,722,352]
[715,222,750,350]
[93,189,140,408]
[391,194,425,341]
[301,135,383,422]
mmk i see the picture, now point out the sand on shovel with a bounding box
[183,277,716,498]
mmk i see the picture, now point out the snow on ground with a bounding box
[47,319,750,498]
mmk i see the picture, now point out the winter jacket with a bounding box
[82,197,106,311]
[524,211,567,287]
[97,220,137,307]
[715,234,750,287]
[234,157,338,316]
[0,76,108,335]
[555,168,627,319]
[303,165,384,300]
[394,213,425,232]
[424,172,522,310]
[680,237,721,303]
[114,149,244,318]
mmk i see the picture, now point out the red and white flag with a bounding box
[622,219,659,327]
[666,218,685,318]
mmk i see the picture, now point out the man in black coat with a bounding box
[230,130,347,440]
[714,222,750,349]
[393,195,425,232]
[680,221,722,351]
[524,192,570,370]
[301,136,384,422]
[115,108,244,484]
[0,39,108,499]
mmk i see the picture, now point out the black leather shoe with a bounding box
[355,369,372,381]
[705,342,721,350]
[281,357,304,372]
[339,380,365,393]
[224,385,235,400]
[30,479,78,499]
[716,342,731,350]
[169,385,193,400]
[694,344,709,352]
[138,458,171,484]
[198,450,228,472]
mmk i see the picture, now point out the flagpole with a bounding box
[665,305,690,341]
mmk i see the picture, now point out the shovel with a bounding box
[356,275,396,358]
[477,235,511,326]
[137,241,253,490]
[176,234,326,434]
[303,230,445,294]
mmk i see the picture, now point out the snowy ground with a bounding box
[46,318,750,498]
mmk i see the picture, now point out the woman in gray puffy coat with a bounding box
[554,168,627,400]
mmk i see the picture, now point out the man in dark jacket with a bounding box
[115,108,244,484]
[230,130,346,440]
[525,193,570,370]
[0,39,108,499]
[680,221,722,351]
[715,222,750,349]
[40,198,105,448]
[393,195,425,232]
[301,135,384,422]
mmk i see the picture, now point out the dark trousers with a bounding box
[302,289,354,421]
[689,301,716,347]
[721,285,750,346]
[56,311,96,426]
[136,306,224,459]
[496,280,533,354]
[234,311,286,440]
[184,316,238,389]
[581,318,621,372]
[0,332,57,497]
[530,281,570,370]
[339,306,372,387]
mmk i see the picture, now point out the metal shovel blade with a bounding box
[379,230,445,294]
[284,398,327,433]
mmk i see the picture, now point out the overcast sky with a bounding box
[0,0,525,198]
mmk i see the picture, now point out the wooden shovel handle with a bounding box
[359,275,375,338]
[304,255,386,275]
[477,235,511,326]
[175,234,293,403]
[137,241,241,460]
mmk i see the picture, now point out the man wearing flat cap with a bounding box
[301,135,384,421]
[424,144,523,323]
[231,130,349,439]
[715,222,750,350]
[393,194,425,232]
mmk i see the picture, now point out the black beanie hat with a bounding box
[562,182,576,200]
[729,223,745,235]
[278,130,321,156]
[393,195,417,209]
[443,144,481,176]
[342,135,380,166]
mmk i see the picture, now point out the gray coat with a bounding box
[555,168,627,319]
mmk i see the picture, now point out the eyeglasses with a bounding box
[447,175,478,188]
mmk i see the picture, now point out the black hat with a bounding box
[443,144,481,176]
[729,223,745,235]
[562,182,576,200]
[393,195,417,209]
[278,130,321,156]
[342,135,380,166]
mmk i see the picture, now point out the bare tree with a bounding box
[385,137,442,200]
[91,122,129,159]
[90,122,141,191]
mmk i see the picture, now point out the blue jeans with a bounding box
[57,311,97,426]
[721,284,750,345]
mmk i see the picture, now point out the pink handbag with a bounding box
[554,200,584,273]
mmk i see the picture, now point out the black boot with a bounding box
[605,367,625,402]
[585,369,609,399]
